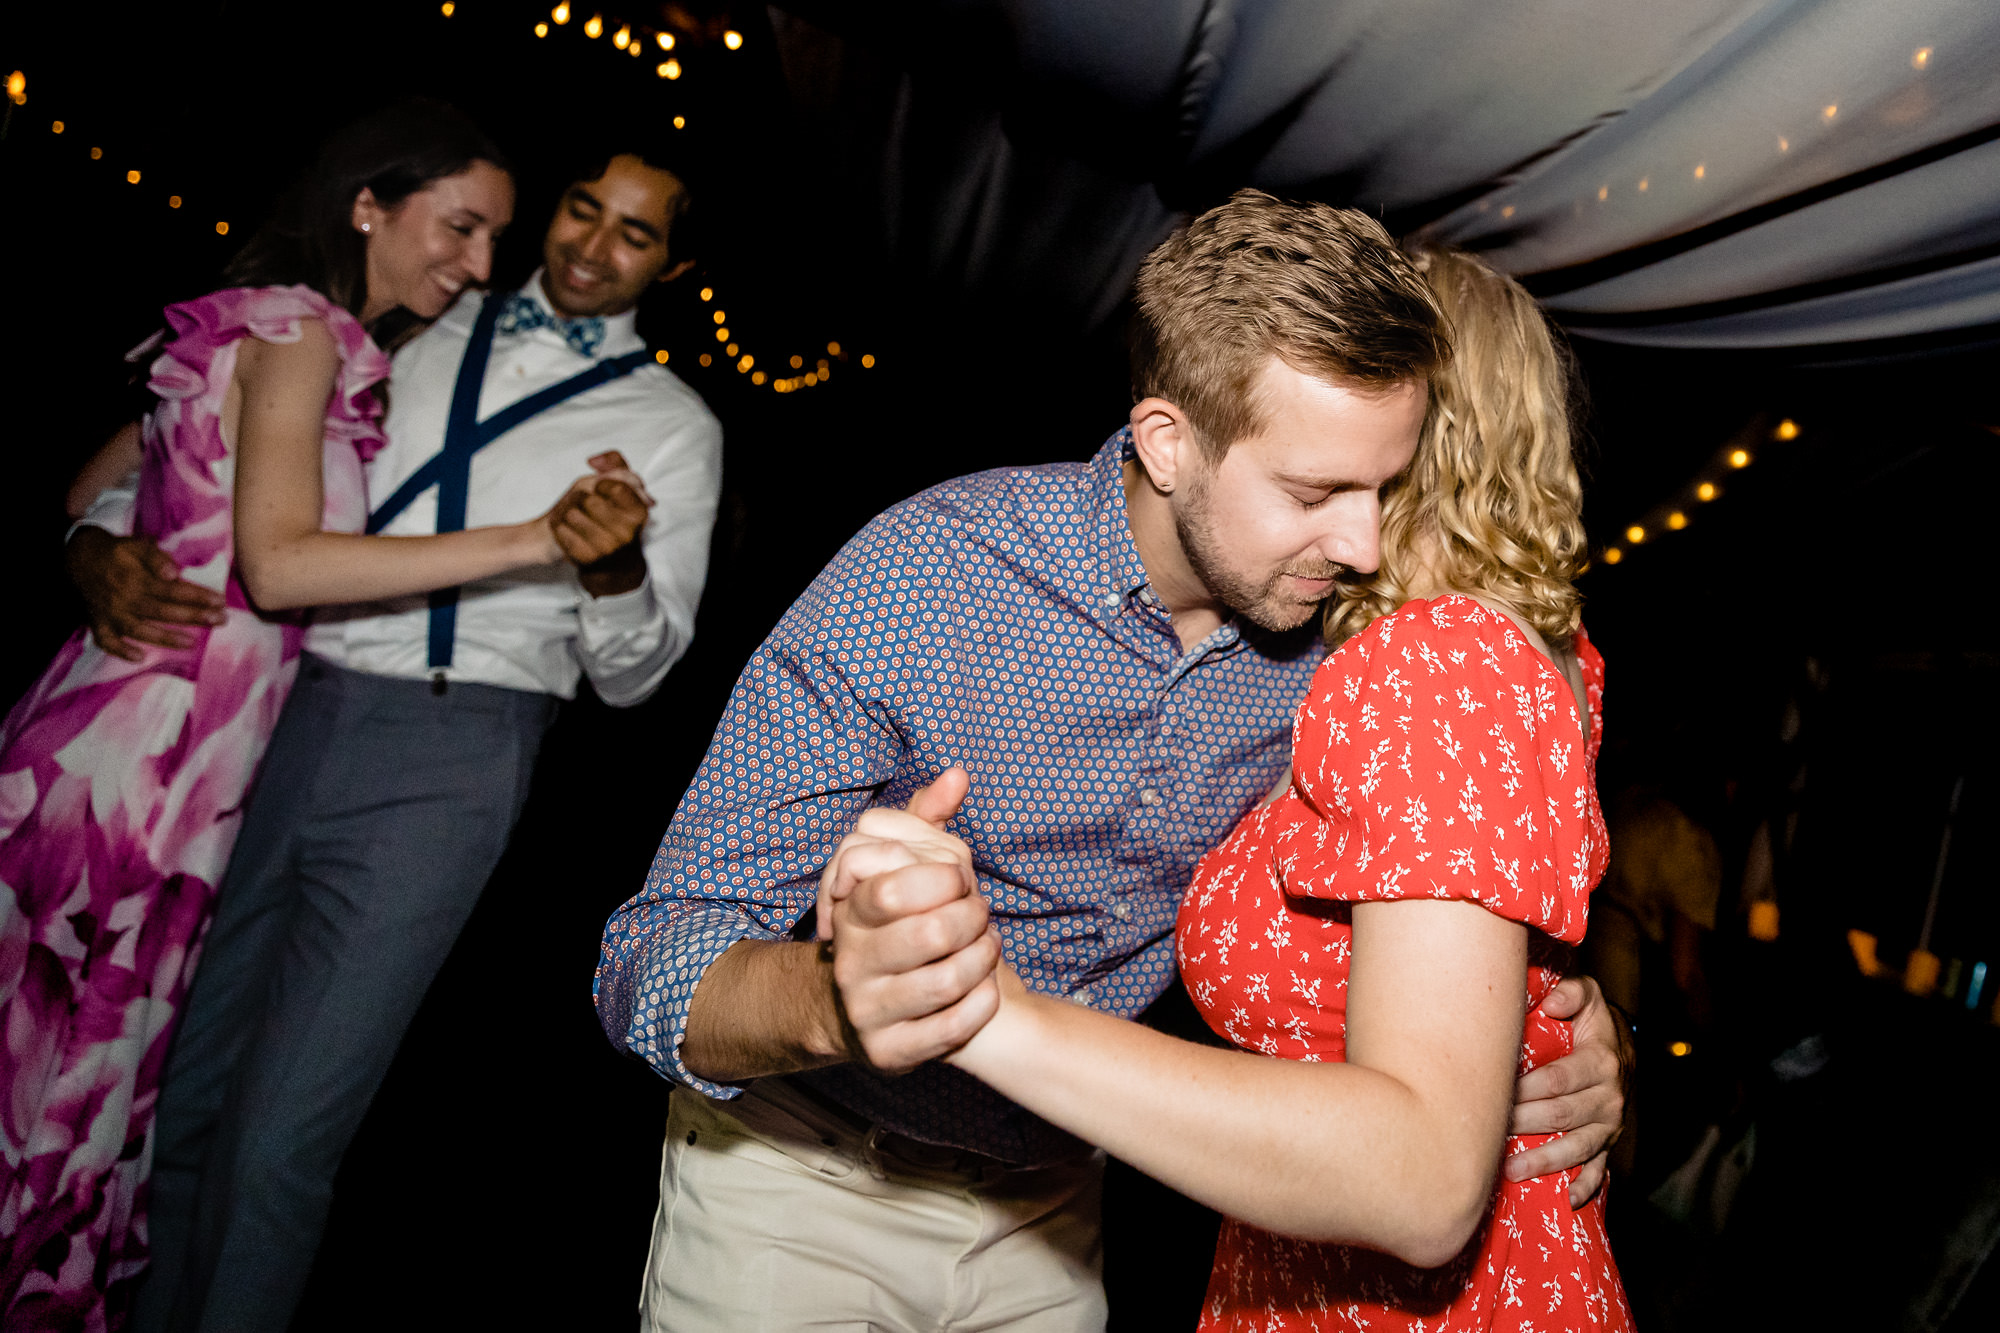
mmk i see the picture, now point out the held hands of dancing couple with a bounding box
[817,766,1629,1219]
[67,398,653,661]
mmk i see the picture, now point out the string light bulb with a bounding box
[1775,418,1799,441]
[169,195,182,208]
[751,370,767,384]
[712,310,726,323]
[699,287,713,301]
[656,31,674,50]
[1729,448,1751,468]
[790,355,803,368]
[714,328,729,342]
[126,169,141,184]
[672,115,685,129]
[699,353,712,367]
[90,146,103,160]
[1697,482,1717,501]
[1667,511,1687,530]
[1601,547,1623,565]
[535,21,549,36]
[657,59,681,79]
[552,2,570,22]
[51,119,63,133]
[827,341,841,356]
[584,14,603,37]
[725,342,738,357]
[654,350,669,364]
[1625,525,1645,544]
[6,70,26,106]
[216,221,229,235]
[723,30,744,49]
[1913,47,1933,70]
[613,23,630,47]
[440,1,454,15]
[860,354,875,368]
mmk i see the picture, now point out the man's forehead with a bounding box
[568,157,685,223]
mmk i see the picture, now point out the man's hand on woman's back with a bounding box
[67,527,227,661]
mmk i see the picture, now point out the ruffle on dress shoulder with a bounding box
[1269,595,1607,943]
[145,285,391,461]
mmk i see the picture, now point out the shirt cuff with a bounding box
[577,571,662,632]
[595,898,783,1101]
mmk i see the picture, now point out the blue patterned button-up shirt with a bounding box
[595,429,1325,1164]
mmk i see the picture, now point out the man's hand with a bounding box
[67,527,226,661]
[827,858,1001,1074]
[1504,974,1632,1207]
[817,767,975,941]
[552,450,653,596]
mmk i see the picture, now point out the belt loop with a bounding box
[860,1124,890,1182]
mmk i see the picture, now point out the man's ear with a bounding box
[655,258,696,285]
[1129,397,1200,495]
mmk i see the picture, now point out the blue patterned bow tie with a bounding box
[494,291,607,358]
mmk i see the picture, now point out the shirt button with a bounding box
[1102,593,1121,609]
[1073,987,1093,1006]
[1111,901,1131,922]
[1140,787,1162,807]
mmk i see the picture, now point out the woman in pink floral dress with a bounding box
[0,103,622,1328]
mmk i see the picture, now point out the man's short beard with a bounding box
[1172,468,1341,633]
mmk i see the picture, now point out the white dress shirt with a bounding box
[86,276,723,705]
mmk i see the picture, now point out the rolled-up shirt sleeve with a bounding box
[594,510,939,1096]
[575,389,722,707]
[70,468,140,541]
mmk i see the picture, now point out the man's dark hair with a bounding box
[224,100,512,344]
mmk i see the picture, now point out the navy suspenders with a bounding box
[365,294,652,674]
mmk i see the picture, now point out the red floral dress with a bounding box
[1176,595,1633,1333]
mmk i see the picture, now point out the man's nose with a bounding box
[1320,493,1383,575]
[580,224,618,264]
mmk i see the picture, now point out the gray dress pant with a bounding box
[134,656,556,1332]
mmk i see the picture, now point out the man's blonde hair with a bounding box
[1323,246,1586,650]
[1131,190,1446,458]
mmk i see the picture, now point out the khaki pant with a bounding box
[640,1082,1106,1332]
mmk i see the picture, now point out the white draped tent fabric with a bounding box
[777,0,2000,353]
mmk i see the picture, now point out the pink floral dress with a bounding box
[0,286,387,1328]
[1177,596,1633,1333]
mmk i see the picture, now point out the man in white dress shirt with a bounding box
[77,147,725,1333]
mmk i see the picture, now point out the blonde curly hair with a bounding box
[1322,246,1586,652]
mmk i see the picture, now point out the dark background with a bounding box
[5,2,2000,1328]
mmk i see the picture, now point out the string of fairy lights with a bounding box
[6,48,880,399]
[1594,416,1798,568]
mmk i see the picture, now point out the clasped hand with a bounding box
[815,767,1007,1075]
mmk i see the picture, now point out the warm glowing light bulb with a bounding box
[51,119,64,133]
[1596,185,1607,201]
[672,115,685,129]
[585,14,603,38]
[790,355,803,368]
[752,370,767,384]
[628,40,641,57]
[125,169,139,183]
[613,23,630,47]
[90,146,103,160]
[552,2,570,22]
[1601,547,1623,565]
[169,195,181,208]
[535,21,549,36]
[805,373,818,386]
[1693,163,1706,179]
[1729,449,1751,468]
[1913,46,1933,70]
[827,341,842,356]
[739,354,755,370]
[654,350,669,364]
[724,30,744,49]
[1667,511,1687,530]
[657,32,675,50]
[725,342,738,357]
[712,310,726,324]
[699,287,713,301]
[1697,482,1717,501]
[441,1,454,15]
[1637,177,1649,193]
[1669,1041,1692,1058]
[699,353,712,367]
[714,329,729,342]
[860,353,875,368]
[1775,418,1800,441]
[1821,104,1838,122]
[1625,525,1645,544]
[5,71,24,101]
[216,221,230,235]
[1778,136,1789,152]
[658,59,681,79]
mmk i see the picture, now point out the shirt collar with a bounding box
[515,269,643,355]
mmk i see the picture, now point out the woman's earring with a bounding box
[361,222,371,233]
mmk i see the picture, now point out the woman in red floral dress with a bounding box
[936,246,1633,1331]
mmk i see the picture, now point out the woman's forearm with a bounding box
[952,992,1496,1266]
[236,521,556,612]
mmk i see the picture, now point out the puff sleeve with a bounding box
[1269,597,1604,943]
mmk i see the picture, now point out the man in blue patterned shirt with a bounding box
[596,192,1627,1330]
